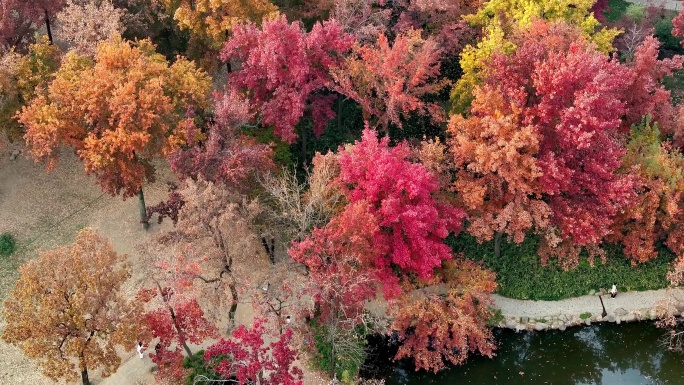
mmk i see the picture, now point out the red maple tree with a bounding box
[333,128,465,297]
[138,246,219,382]
[331,29,448,129]
[0,0,65,48]
[204,319,303,385]
[220,15,354,143]
[392,257,497,372]
[169,90,275,190]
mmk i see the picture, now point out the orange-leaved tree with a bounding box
[392,257,497,372]
[2,228,143,385]
[19,36,211,227]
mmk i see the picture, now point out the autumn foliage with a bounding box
[8,0,684,382]
[449,19,684,267]
[20,37,210,198]
[221,15,354,143]
[289,200,382,322]
[205,319,303,385]
[169,90,274,190]
[161,0,278,49]
[0,0,66,49]
[608,118,684,264]
[392,258,497,372]
[451,0,619,113]
[331,29,448,129]
[336,128,466,296]
[2,229,142,385]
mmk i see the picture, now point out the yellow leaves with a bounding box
[164,0,279,48]
[452,0,619,113]
[2,229,141,383]
[451,24,514,114]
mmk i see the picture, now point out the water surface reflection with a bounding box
[374,322,684,385]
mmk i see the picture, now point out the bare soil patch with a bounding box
[0,143,174,385]
[0,143,330,385]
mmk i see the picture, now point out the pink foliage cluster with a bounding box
[673,1,684,39]
[169,90,275,190]
[623,37,684,144]
[289,200,382,320]
[337,129,466,285]
[205,319,303,385]
[221,15,354,143]
[291,128,466,301]
[143,294,218,381]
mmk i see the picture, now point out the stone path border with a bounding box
[493,288,684,332]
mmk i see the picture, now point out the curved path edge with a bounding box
[492,287,684,331]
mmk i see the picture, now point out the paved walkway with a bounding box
[627,0,681,11]
[493,288,684,319]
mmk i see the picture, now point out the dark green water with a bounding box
[370,323,684,385]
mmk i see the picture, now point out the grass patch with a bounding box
[0,233,16,258]
[580,312,592,320]
[487,308,505,326]
[448,233,675,301]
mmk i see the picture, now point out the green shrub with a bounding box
[624,4,645,21]
[487,308,505,326]
[183,350,226,385]
[448,233,674,301]
[605,0,630,22]
[308,319,368,384]
[0,233,16,258]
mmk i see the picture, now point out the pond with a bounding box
[365,322,684,385]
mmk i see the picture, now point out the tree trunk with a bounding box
[138,188,149,230]
[261,237,275,264]
[301,125,308,165]
[494,231,503,259]
[44,9,53,44]
[81,368,90,385]
[330,327,336,378]
[225,31,232,75]
[337,96,343,134]
[157,281,193,357]
[169,304,194,357]
[228,282,238,331]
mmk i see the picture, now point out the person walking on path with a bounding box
[610,284,618,298]
[137,342,144,359]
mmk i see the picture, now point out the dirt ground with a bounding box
[0,143,330,385]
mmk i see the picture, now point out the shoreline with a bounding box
[493,288,684,331]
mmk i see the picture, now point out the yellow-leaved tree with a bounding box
[162,0,278,50]
[451,0,620,113]
[19,36,210,226]
[2,229,143,385]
